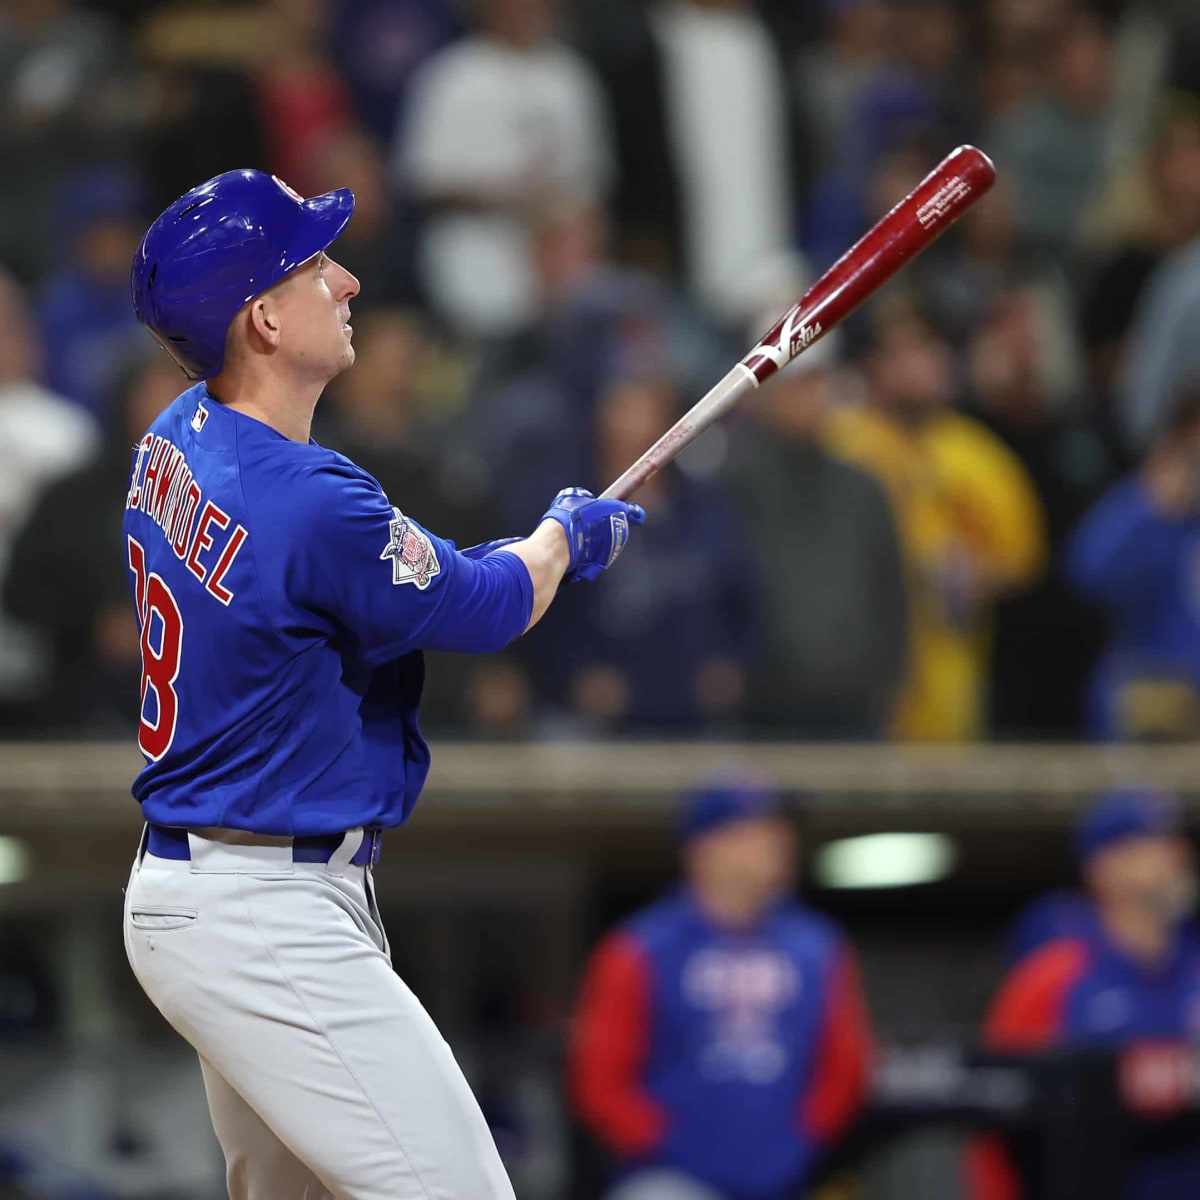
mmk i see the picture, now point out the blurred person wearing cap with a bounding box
[824,298,1045,740]
[1068,380,1200,740]
[568,777,873,1200]
[967,786,1200,1200]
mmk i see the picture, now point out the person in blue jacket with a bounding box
[568,775,873,1200]
[1068,382,1200,739]
[968,786,1200,1200]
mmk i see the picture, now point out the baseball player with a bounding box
[568,775,873,1200]
[967,787,1200,1200]
[120,169,645,1199]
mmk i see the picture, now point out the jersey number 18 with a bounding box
[127,536,184,761]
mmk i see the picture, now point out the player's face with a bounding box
[1091,834,1198,924]
[687,817,797,913]
[275,251,361,383]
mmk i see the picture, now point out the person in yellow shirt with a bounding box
[825,300,1046,740]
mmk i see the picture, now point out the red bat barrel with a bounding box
[740,145,996,384]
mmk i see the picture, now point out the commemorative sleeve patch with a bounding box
[380,507,441,589]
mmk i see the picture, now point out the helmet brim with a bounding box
[283,187,355,277]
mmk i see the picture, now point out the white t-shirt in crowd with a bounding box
[0,380,98,698]
[402,36,613,337]
[652,1,801,326]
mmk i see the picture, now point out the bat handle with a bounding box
[599,365,757,501]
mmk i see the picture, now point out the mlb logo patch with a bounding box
[380,507,441,589]
[191,402,209,433]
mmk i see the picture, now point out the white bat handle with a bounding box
[598,364,758,502]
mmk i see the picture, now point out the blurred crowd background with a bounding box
[8,0,1200,1196]
[7,0,1200,745]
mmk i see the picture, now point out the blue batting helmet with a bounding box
[131,170,355,381]
[678,770,790,845]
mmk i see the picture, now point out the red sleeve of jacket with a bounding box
[798,944,875,1145]
[983,939,1089,1052]
[964,939,1090,1200]
[567,930,669,1157]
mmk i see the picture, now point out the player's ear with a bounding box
[248,296,283,350]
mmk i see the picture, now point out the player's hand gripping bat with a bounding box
[599,145,997,502]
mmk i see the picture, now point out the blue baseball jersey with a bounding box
[569,890,872,1200]
[122,383,533,835]
[970,920,1200,1200]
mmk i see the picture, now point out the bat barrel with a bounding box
[740,145,996,384]
[601,145,996,501]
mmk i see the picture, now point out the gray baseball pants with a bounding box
[123,827,516,1200]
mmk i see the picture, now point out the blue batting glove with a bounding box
[540,487,646,582]
[460,537,523,561]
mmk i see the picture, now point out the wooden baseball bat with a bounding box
[600,145,997,501]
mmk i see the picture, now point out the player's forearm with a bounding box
[504,520,570,633]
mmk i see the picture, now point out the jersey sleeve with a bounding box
[798,943,874,1147]
[982,939,1089,1052]
[963,939,1090,1200]
[273,461,533,664]
[566,930,669,1158]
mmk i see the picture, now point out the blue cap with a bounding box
[678,772,788,844]
[1075,786,1183,865]
[131,169,355,381]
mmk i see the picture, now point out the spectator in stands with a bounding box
[580,0,807,326]
[825,298,1045,740]
[0,0,120,282]
[725,351,908,738]
[801,6,962,273]
[968,284,1114,737]
[329,0,459,144]
[399,0,613,338]
[568,774,872,1200]
[967,786,1200,1200]
[0,268,98,728]
[134,5,268,212]
[987,7,1116,268]
[1118,195,1200,453]
[137,0,356,195]
[3,350,181,733]
[1068,381,1200,741]
[524,376,753,734]
[795,0,892,185]
[461,201,675,533]
[253,0,358,190]
[1081,96,1200,421]
[36,167,147,425]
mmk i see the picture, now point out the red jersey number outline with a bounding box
[127,536,184,762]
